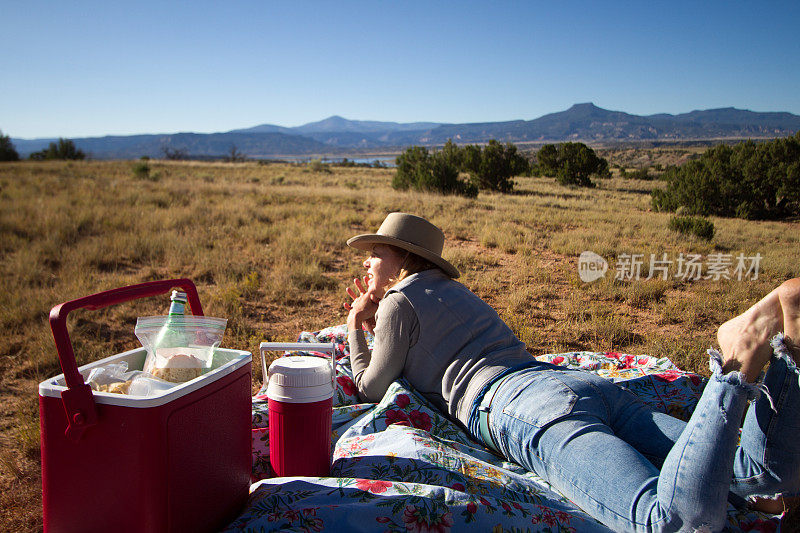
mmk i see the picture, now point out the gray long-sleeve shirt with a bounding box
[348,269,535,428]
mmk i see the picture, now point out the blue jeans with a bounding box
[468,334,800,533]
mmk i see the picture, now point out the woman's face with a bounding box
[363,244,405,294]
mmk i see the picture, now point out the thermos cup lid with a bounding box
[267,356,334,403]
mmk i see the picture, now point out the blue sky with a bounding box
[2,1,799,138]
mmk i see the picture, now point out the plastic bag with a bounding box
[83,362,131,392]
[127,373,179,396]
[83,362,176,396]
[135,315,228,382]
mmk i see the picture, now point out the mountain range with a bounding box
[11,103,800,159]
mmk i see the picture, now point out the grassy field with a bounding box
[1,159,797,531]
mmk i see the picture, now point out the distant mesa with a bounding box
[11,104,800,159]
[231,115,445,135]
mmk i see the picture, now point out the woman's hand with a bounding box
[344,275,381,334]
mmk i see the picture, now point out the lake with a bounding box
[274,155,397,167]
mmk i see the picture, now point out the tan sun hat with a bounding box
[347,212,460,278]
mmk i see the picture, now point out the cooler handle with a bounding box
[259,342,337,395]
[49,278,203,441]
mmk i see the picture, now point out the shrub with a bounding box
[651,132,800,220]
[225,145,246,163]
[439,139,464,175]
[668,215,715,240]
[462,140,529,193]
[622,168,653,180]
[29,138,85,160]
[162,146,188,160]
[308,159,332,173]
[131,161,152,180]
[394,146,427,190]
[0,130,20,161]
[536,142,610,187]
[393,145,477,197]
[394,139,530,196]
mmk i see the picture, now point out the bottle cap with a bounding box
[171,290,188,302]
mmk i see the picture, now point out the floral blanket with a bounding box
[226,325,781,532]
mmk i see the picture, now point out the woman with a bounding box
[344,212,800,533]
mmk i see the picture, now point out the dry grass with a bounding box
[0,159,798,531]
[597,145,707,170]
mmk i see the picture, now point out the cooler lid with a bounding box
[268,356,332,388]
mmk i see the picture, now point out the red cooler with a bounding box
[39,279,252,533]
[260,342,335,477]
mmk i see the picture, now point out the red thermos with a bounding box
[260,342,335,477]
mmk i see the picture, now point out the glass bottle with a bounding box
[154,290,189,349]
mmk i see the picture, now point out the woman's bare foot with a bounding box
[717,286,783,383]
[750,495,800,516]
[778,278,800,363]
[749,495,786,514]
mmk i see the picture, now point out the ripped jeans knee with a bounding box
[726,333,800,501]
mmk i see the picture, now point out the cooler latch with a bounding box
[61,383,99,441]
